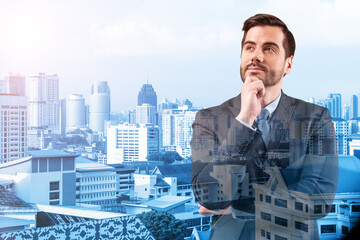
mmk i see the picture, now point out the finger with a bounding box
[244,76,260,85]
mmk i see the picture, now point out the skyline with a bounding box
[0,0,359,110]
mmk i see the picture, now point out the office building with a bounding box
[351,94,358,119]
[89,81,110,133]
[136,103,155,125]
[107,123,159,164]
[75,157,117,209]
[333,118,349,155]
[66,94,86,130]
[27,73,59,132]
[137,83,157,110]
[0,150,77,206]
[5,73,26,96]
[161,108,198,158]
[0,94,28,163]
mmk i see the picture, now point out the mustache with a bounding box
[245,62,267,71]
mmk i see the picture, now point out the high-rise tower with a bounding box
[137,83,157,111]
[27,73,59,131]
[89,81,110,133]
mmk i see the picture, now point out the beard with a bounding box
[240,62,283,87]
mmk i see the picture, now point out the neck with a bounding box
[261,83,282,108]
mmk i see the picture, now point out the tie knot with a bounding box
[258,108,270,121]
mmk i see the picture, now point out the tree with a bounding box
[137,210,187,240]
[146,152,163,161]
[162,151,183,164]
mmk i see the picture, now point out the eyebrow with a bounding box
[243,40,280,50]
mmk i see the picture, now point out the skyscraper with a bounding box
[353,94,359,119]
[0,94,28,163]
[27,73,59,132]
[6,73,26,96]
[137,83,157,110]
[328,93,342,118]
[90,81,110,133]
[66,94,86,129]
[136,104,155,125]
[107,123,159,164]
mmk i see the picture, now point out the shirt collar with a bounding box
[263,91,281,118]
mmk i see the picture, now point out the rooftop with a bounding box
[153,164,191,185]
[142,195,192,211]
[37,204,127,219]
[28,149,79,158]
[76,157,115,172]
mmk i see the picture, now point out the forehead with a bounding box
[244,26,285,46]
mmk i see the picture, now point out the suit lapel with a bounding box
[268,92,296,150]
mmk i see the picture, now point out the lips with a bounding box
[246,63,266,72]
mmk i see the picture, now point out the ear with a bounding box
[284,56,293,75]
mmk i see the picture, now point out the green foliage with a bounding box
[137,210,187,240]
[146,151,184,164]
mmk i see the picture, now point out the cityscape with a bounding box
[0,72,360,239]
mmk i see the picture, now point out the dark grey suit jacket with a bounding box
[191,92,338,239]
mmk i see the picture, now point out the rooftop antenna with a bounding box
[146,72,149,84]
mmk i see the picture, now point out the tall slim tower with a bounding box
[89,81,110,133]
[328,93,342,118]
[137,83,157,111]
[66,94,86,129]
[351,95,358,119]
[27,73,59,132]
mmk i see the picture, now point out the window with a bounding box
[275,198,287,208]
[326,204,336,213]
[314,205,322,214]
[63,157,74,171]
[352,205,360,212]
[295,202,303,211]
[49,158,61,172]
[163,188,169,193]
[295,221,308,232]
[275,216,287,227]
[32,159,38,173]
[49,201,60,205]
[49,181,60,191]
[185,192,191,196]
[275,235,287,240]
[321,225,336,233]
[266,231,271,240]
[265,195,271,203]
[342,226,349,235]
[50,192,59,200]
[39,159,47,172]
[260,194,263,202]
[261,212,271,221]
[261,229,265,237]
[203,216,211,224]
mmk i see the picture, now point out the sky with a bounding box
[0,0,359,111]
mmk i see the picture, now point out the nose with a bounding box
[251,50,263,63]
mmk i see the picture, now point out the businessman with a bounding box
[191,14,338,239]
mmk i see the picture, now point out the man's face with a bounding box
[240,26,293,87]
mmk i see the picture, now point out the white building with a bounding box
[161,108,198,158]
[0,94,28,163]
[107,123,159,164]
[0,150,77,206]
[107,163,136,199]
[132,164,195,203]
[75,157,117,209]
[333,118,349,155]
[136,103,155,125]
[66,94,86,130]
[89,81,110,133]
[27,73,59,132]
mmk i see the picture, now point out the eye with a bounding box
[265,47,275,52]
[244,45,254,51]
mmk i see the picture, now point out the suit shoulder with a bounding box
[196,95,238,117]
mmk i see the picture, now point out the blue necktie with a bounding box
[257,108,270,148]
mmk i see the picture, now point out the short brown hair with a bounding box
[241,14,296,58]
